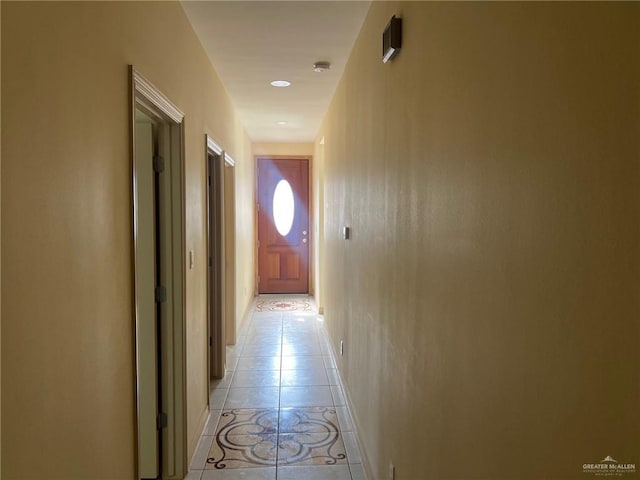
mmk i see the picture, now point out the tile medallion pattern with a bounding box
[278,431,347,466]
[207,432,278,469]
[279,407,339,434]
[218,409,279,435]
[255,298,312,312]
[206,407,346,469]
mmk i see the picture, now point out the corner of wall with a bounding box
[235,296,255,347]
[312,133,325,314]
[188,404,210,464]
[233,126,257,339]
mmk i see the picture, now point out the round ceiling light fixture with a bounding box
[270,80,291,87]
[313,61,331,73]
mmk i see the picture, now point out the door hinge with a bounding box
[153,155,165,173]
[155,285,167,303]
[209,256,212,267]
[157,412,168,430]
[257,275,260,285]
[209,336,213,346]
[257,240,260,249]
[257,203,260,212]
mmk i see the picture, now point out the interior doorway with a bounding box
[131,67,187,480]
[205,136,237,381]
[256,157,310,294]
[206,138,226,379]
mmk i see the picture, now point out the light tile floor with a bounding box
[187,295,366,480]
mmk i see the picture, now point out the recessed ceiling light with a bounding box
[275,121,288,125]
[270,80,291,87]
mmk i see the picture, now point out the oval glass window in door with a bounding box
[273,179,295,236]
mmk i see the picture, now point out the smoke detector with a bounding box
[313,61,331,73]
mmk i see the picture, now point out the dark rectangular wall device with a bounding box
[382,15,402,63]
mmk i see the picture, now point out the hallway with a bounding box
[187,296,366,480]
[3,2,639,478]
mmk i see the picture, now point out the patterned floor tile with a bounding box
[279,407,339,434]
[256,299,312,312]
[278,432,347,466]
[217,409,279,436]
[207,433,278,469]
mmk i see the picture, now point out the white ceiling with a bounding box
[181,1,371,143]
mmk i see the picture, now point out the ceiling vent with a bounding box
[313,61,331,73]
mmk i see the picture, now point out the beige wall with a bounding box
[233,122,256,337]
[312,139,325,312]
[318,2,639,479]
[252,142,314,157]
[1,2,254,478]
[223,164,237,346]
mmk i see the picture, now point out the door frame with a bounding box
[130,66,187,480]
[254,155,312,295]
[205,136,226,379]
[223,153,237,346]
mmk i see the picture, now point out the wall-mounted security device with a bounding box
[382,15,402,63]
[343,226,351,240]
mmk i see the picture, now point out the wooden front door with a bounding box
[257,157,309,293]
